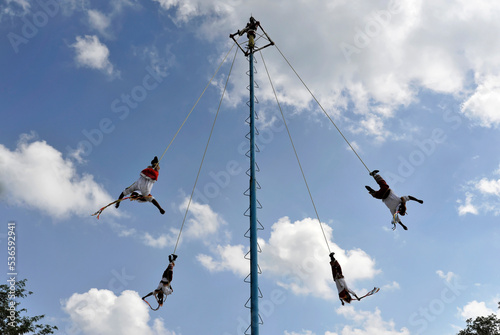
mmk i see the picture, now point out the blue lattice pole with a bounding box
[248,48,260,335]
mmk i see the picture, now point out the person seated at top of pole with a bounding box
[115,156,165,214]
[365,170,423,230]
[229,16,274,55]
[232,16,259,49]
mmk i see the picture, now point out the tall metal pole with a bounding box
[230,17,274,334]
[248,48,259,335]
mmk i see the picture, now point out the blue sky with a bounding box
[1,0,500,334]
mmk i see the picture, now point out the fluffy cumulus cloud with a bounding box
[142,231,177,249]
[152,0,201,24]
[457,164,500,216]
[152,0,500,139]
[141,197,227,248]
[262,217,379,299]
[179,197,227,239]
[197,216,380,300]
[326,306,410,335]
[71,35,118,77]
[197,244,248,276]
[62,289,177,335]
[458,300,500,320]
[0,133,115,219]
[461,75,500,128]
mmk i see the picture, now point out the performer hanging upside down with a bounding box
[115,156,165,214]
[142,254,177,307]
[365,170,423,230]
[329,252,360,305]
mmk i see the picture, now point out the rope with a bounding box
[173,46,239,254]
[273,44,371,174]
[157,42,237,165]
[259,50,332,254]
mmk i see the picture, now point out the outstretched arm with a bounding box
[408,196,423,204]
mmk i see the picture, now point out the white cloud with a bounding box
[87,9,111,37]
[0,133,116,219]
[142,232,176,249]
[111,0,138,13]
[262,217,379,299]
[71,35,118,77]
[436,270,458,284]
[139,198,227,248]
[284,331,315,335]
[457,192,479,216]
[476,177,500,196]
[197,216,380,300]
[152,0,199,24]
[458,300,500,320]
[58,0,89,16]
[350,115,386,142]
[347,141,362,154]
[461,75,500,128]
[136,45,176,78]
[85,1,138,38]
[62,289,177,335]
[150,0,500,141]
[179,197,227,239]
[109,222,136,237]
[196,244,248,277]
[381,281,400,291]
[327,306,410,335]
[458,165,500,216]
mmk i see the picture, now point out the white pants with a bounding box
[335,277,348,293]
[123,176,155,201]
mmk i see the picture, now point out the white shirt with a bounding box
[382,190,409,215]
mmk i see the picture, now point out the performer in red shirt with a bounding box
[115,156,165,214]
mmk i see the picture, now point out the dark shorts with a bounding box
[372,175,390,199]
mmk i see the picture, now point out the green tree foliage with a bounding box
[457,303,500,335]
[0,279,57,335]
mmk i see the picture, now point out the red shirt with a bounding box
[141,167,159,181]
